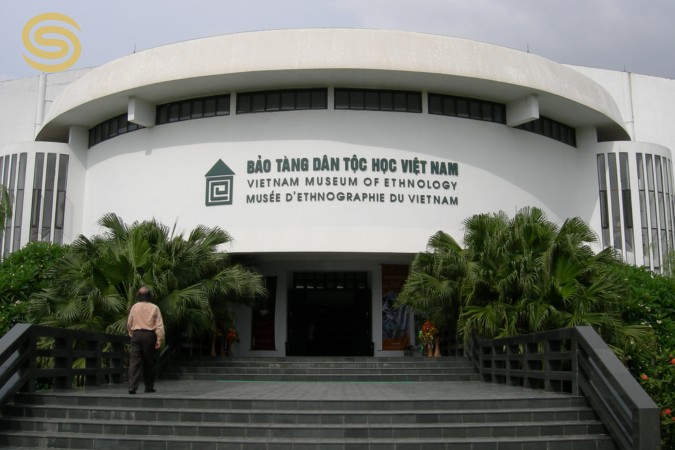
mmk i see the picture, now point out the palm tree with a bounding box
[460,207,562,337]
[29,213,266,345]
[396,231,468,355]
[457,207,653,357]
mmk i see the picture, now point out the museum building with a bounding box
[1,29,675,357]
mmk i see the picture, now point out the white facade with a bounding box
[1,29,674,356]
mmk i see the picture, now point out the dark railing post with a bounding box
[85,337,100,387]
[487,339,494,383]
[575,327,660,450]
[53,334,71,389]
[27,327,37,393]
[542,338,550,391]
[467,327,659,450]
[521,341,530,389]
[0,324,131,409]
[110,340,125,385]
[570,336,579,395]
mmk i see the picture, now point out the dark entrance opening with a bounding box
[287,272,372,356]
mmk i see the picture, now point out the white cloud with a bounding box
[331,0,675,78]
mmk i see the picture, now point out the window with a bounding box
[89,113,144,148]
[12,153,27,252]
[655,156,672,264]
[607,154,622,251]
[29,153,44,243]
[156,94,230,125]
[516,116,577,148]
[0,153,27,257]
[636,154,650,267]
[237,89,327,114]
[41,153,57,242]
[26,153,69,246]
[666,159,675,255]
[646,155,661,271]
[336,88,422,113]
[428,93,506,124]
[2,154,17,257]
[53,155,69,245]
[619,153,635,263]
[597,154,610,248]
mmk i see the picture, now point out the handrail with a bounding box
[466,326,660,450]
[0,323,129,408]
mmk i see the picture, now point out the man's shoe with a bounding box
[145,388,156,393]
[128,389,136,395]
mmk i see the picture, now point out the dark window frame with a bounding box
[236,89,327,114]
[335,88,422,113]
[88,113,144,148]
[157,94,230,125]
[516,115,577,148]
[428,92,506,124]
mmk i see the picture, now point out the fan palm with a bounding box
[396,231,468,352]
[455,207,653,356]
[29,213,266,343]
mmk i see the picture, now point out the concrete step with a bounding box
[162,356,482,382]
[160,373,480,382]
[0,431,617,450]
[0,415,610,437]
[0,356,617,449]
[0,390,616,449]
[3,432,615,450]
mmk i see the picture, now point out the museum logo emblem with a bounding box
[205,160,235,206]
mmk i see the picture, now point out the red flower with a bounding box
[671,358,675,365]
[641,374,648,381]
[226,327,239,344]
[662,408,672,416]
[419,320,438,344]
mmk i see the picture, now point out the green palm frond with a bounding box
[450,206,652,353]
[98,213,129,241]
[28,214,266,341]
[458,302,507,340]
[397,229,467,325]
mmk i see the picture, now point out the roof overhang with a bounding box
[36,28,630,143]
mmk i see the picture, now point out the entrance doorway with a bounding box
[287,272,372,356]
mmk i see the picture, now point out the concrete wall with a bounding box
[570,65,675,151]
[81,97,589,254]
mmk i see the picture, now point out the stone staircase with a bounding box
[0,356,617,449]
[161,355,482,382]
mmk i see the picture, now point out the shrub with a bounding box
[614,263,675,447]
[0,242,67,335]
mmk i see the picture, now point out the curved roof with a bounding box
[37,28,629,142]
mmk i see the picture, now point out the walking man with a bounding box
[127,286,165,394]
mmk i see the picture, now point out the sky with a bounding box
[2,0,675,82]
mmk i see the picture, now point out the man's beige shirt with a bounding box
[127,302,165,345]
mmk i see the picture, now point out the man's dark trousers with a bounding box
[129,330,157,391]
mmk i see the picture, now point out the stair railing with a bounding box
[0,323,129,408]
[466,326,660,450]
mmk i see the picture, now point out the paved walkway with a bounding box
[71,379,572,402]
